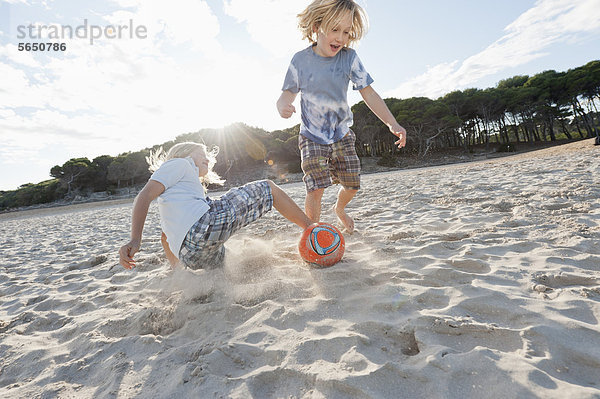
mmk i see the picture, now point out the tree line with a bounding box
[1,60,598,211]
[351,60,599,157]
[0,123,301,210]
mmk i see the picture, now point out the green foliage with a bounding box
[497,75,529,89]
[376,151,397,167]
[286,160,303,173]
[496,143,517,153]
[351,100,396,157]
[361,60,600,154]
[265,125,300,163]
[0,179,65,210]
[106,152,151,188]
[50,157,92,194]
[90,155,114,191]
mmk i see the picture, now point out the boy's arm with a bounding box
[277,90,298,119]
[119,179,165,269]
[359,85,407,149]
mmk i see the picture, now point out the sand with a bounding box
[1,139,599,398]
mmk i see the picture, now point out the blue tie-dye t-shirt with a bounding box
[282,45,373,145]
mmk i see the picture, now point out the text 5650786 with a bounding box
[18,43,67,51]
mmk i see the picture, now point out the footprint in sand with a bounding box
[533,272,598,288]
[448,259,491,274]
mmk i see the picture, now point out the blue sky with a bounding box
[1,0,599,191]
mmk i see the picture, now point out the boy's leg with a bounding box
[267,180,313,229]
[334,187,358,234]
[299,134,331,224]
[330,130,361,234]
[161,232,179,269]
[219,180,311,237]
[305,188,325,222]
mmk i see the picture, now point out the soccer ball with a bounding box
[298,223,345,267]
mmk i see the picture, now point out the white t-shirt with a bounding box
[150,157,210,256]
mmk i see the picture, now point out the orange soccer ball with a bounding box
[298,223,345,267]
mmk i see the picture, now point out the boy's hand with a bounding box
[390,123,407,149]
[278,103,296,119]
[119,239,140,269]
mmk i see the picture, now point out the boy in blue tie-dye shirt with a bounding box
[277,0,407,234]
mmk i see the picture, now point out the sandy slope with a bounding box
[1,139,599,398]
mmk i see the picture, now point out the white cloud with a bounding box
[0,1,227,141]
[0,61,31,93]
[385,61,459,101]
[223,0,307,58]
[0,108,99,184]
[0,44,41,67]
[107,0,221,55]
[387,0,600,99]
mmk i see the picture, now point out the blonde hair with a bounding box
[146,142,224,187]
[298,0,368,46]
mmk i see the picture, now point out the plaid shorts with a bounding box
[179,180,273,269]
[299,130,361,192]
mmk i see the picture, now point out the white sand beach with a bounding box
[1,139,599,398]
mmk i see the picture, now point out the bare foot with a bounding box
[334,205,354,234]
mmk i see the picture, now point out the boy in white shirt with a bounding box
[119,142,312,270]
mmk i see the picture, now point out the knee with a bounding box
[307,188,325,200]
[342,187,359,194]
[266,179,276,192]
[266,180,282,201]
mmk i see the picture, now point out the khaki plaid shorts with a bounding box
[299,130,361,192]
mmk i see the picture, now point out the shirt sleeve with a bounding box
[150,158,187,190]
[350,52,374,90]
[281,58,300,93]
